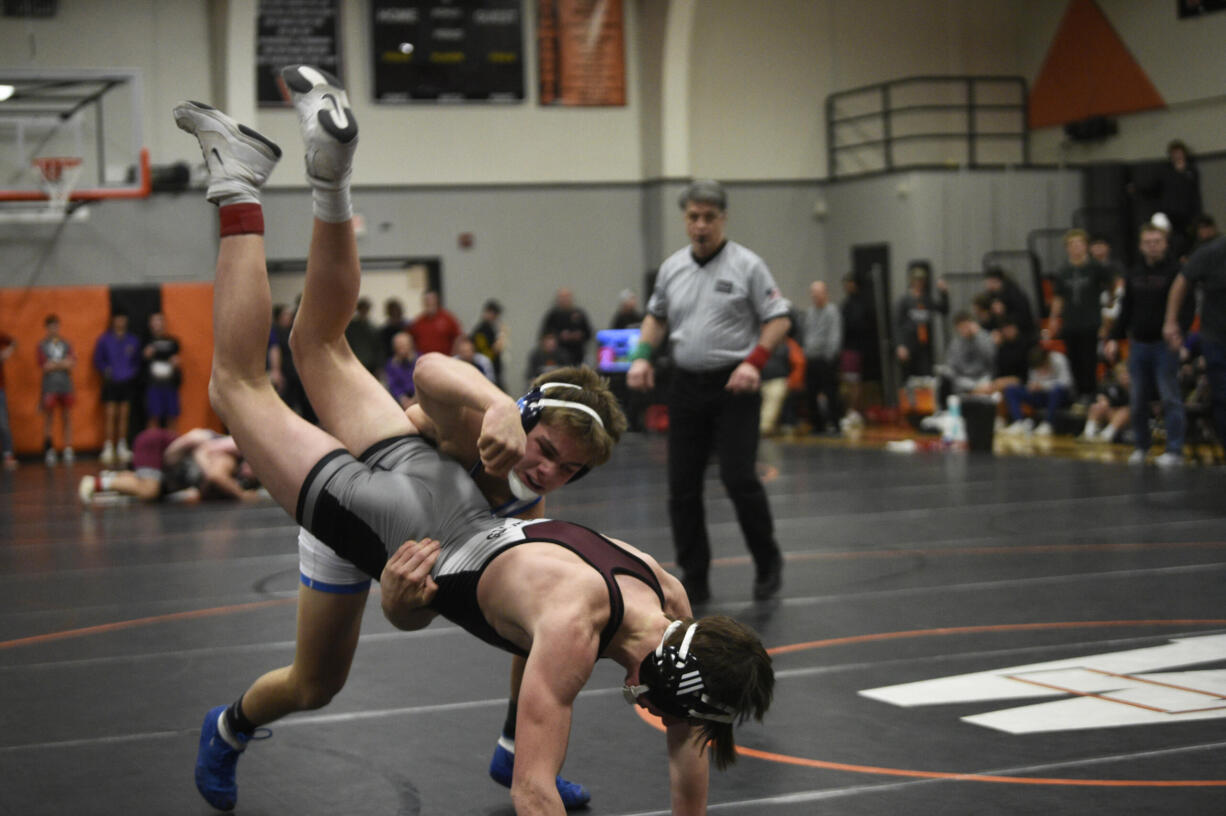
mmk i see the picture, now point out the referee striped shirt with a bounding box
[647,240,791,371]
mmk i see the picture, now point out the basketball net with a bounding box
[32,156,84,215]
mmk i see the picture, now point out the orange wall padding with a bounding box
[1029,0,1165,129]
[1,286,110,455]
[161,282,224,434]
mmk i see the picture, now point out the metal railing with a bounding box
[827,75,1029,179]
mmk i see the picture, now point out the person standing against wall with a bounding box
[894,264,949,380]
[539,288,593,366]
[470,299,507,391]
[0,331,15,469]
[38,315,76,465]
[93,311,141,465]
[143,312,182,430]
[1048,229,1113,399]
[627,180,791,603]
[802,280,843,435]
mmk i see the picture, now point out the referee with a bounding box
[627,180,791,602]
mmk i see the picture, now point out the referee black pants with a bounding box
[666,366,780,585]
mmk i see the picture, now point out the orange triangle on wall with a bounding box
[1029,0,1165,129]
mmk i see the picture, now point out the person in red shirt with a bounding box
[407,290,463,356]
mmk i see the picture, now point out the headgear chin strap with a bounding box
[622,621,736,724]
[516,382,603,484]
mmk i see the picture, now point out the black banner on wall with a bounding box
[257,0,342,106]
[371,0,524,102]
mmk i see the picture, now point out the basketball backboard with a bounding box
[0,68,150,215]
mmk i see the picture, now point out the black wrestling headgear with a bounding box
[622,620,736,724]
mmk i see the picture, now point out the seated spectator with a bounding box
[384,331,418,408]
[452,335,495,382]
[929,311,996,428]
[1001,346,1073,436]
[1080,362,1130,444]
[971,292,995,331]
[78,428,262,504]
[610,289,644,330]
[991,316,1032,393]
[983,267,1036,340]
[539,287,593,365]
[525,332,567,387]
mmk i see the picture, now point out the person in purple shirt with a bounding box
[384,330,417,408]
[93,311,142,466]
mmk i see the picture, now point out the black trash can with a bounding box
[961,396,997,453]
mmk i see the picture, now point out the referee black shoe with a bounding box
[752,554,783,601]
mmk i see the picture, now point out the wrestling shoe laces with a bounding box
[279,65,358,189]
[172,101,282,205]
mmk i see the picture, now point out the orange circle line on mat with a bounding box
[636,619,1226,787]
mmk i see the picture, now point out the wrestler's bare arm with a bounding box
[408,352,525,478]
[666,721,709,816]
[512,616,599,815]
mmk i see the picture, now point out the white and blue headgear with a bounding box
[505,382,604,499]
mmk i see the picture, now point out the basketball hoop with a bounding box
[32,156,84,214]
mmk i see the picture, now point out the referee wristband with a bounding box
[629,340,654,362]
[744,344,771,371]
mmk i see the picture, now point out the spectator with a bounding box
[933,310,996,416]
[378,297,409,359]
[802,281,843,435]
[1080,362,1130,444]
[1106,223,1194,467]
[78,428,261,504]
[992,316,1032,392]
[470,299,507,390]
[38,314,76,466]
[452,335,495,382]
[408,290,463,357]
[1048,228,1113,398]
[539,287,593,365]
[1001,345,1073,436]
[92,311,141,466]
[345,297,383,375]
[525,332,567,387]
[610,289,643,329]
[839,272,871,428]
[1164,226,1226,454]
[1132,139,1202,259]
[383,331,417,408]
[1192,213,1218,252]
[143,312,182,430]
[268,303,315,422]
[983,266,1036,340]
[894,263,949,380]
[627,179,791,603]
[758,334,794,436]
[0,331,14,469]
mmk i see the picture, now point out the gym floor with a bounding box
[2,433,1225,815]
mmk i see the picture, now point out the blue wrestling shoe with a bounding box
[195,705,269,811]
[490,738,591,809]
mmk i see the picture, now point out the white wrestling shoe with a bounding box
[173,101,282,205]
[279,65,358,189]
